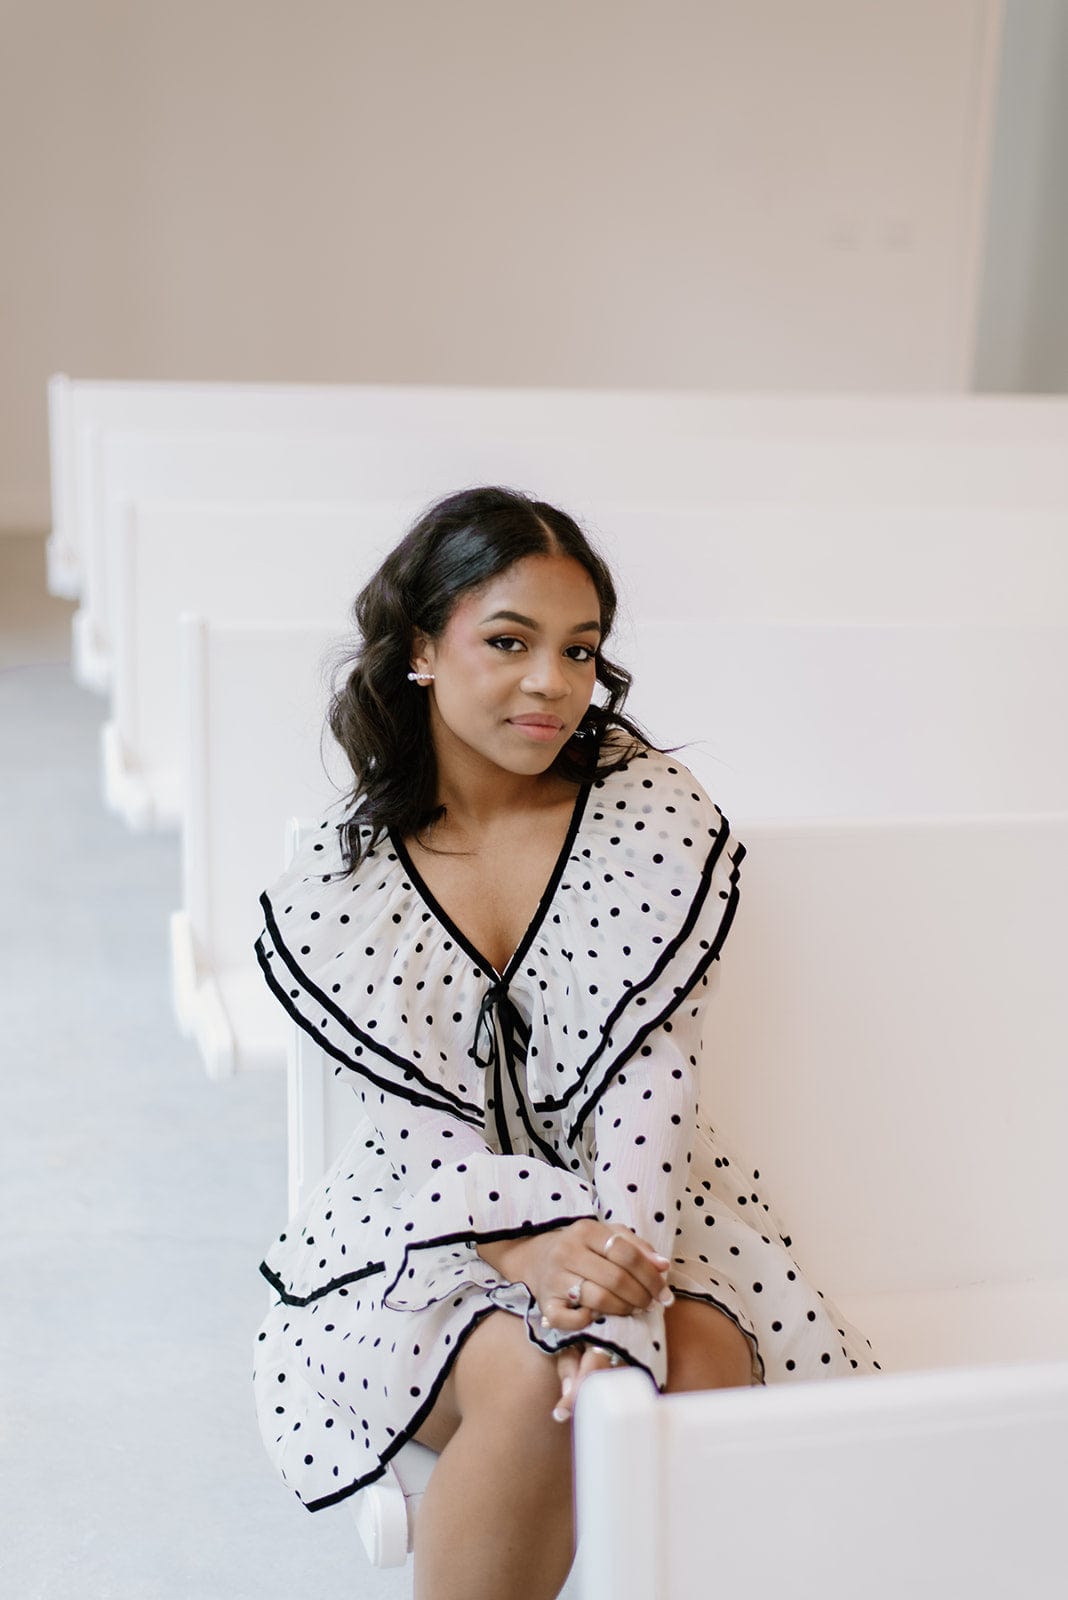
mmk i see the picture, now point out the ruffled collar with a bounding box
[255,742,744,1143]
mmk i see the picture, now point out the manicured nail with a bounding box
[552,1405,570,1423]
[562,1378,574,1399]
[653,1253,671,1267]
[540,1315,551,1330]
[658,1287,675,1306]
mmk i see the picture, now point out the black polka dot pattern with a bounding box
[250,748,883,1513]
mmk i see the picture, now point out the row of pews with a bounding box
[47,374,1068,1572]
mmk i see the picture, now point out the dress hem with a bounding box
[301,1303,498,1513]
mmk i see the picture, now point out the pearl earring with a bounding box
[407,670,435,683]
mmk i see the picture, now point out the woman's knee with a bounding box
[414,1310,565,1453]
[454,1310,566,1425]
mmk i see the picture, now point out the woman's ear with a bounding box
[409,629,433,677]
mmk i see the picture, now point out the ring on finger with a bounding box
[602,1233,626,1256]
[565,1279,584,1309]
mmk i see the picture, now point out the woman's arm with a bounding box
[350,1081,602,1307]
[544,1012,705,1390]
[353,1079,671,1326]
[589,1024,700,1264]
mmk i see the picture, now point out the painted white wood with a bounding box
[104,499,397,829]
[609,501,1068,626]
[575,1360,1068,1600]
[173,615,348,1076]
[103,495,1068,833]
[59,387,1068,688]
[624,620,1068,823]
[45,375,80,597]
[56,377,1061,598]
[573,1371,659,1600]
[349,1462,416,1568]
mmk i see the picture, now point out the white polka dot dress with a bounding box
[252,744,881,1511]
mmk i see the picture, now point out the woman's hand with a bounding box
[551,1341,621,1423]
[478,1219,674,1332]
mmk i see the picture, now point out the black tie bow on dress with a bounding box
[472,980,561,1166]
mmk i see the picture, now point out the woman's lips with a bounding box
[508,715,566,742]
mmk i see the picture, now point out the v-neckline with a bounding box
[389,780,593,983]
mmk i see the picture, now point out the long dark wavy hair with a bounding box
[327,484,651,870]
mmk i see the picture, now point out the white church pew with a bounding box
[51,374,661,597]
[624,619,1068,820]
[574,1361,1068,1600]
[46,374,1068,601]
[284,812,1068,1567]
[175,615,1068,1078]
[608,501,1068,626]
[170,616,348,1077]
[104,500,400,829]
[102,495,1068,832]
[63,394,1068,689]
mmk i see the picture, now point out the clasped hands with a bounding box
[479,1218,674,1425]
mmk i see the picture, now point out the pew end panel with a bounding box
[46,373,81,598]
[174,615,350,1075]
[107,498,398,833]
[574,1360,1068,1600]
[71,604,110,694]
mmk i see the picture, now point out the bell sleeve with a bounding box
[350,1082,600,1314]
[522,1010,705,1386]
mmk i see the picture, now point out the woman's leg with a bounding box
[663,1294,757,1392]
[412,1310,576,1600]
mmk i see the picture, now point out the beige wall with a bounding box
[1,0,1003,531]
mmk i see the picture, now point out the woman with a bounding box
[252,485,880,1599]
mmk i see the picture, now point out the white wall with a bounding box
[1,0,1004,531]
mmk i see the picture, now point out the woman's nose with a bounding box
[520,653,570,697]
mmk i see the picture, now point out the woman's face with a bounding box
[413,552,602,783]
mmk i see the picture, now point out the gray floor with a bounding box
[0,536,413,1598]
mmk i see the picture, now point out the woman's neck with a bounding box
[434,759,571,835]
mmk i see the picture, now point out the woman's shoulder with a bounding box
[590,736,727,828]
[569,736,742,903]
[259,799,392,922]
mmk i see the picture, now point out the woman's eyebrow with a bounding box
[480,609,601,633]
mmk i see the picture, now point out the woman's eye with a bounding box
[566,644,597,663]
[487,635,526,653]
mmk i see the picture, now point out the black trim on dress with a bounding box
[259,1254,386,1307]
[302,1303,499,1512]
[388,777,593,985]
[671,1288,767,1386]
[565,839,746,1142]
[379,1213,599,1307]
[542,816,740,1116]
[255,923,483,1124]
